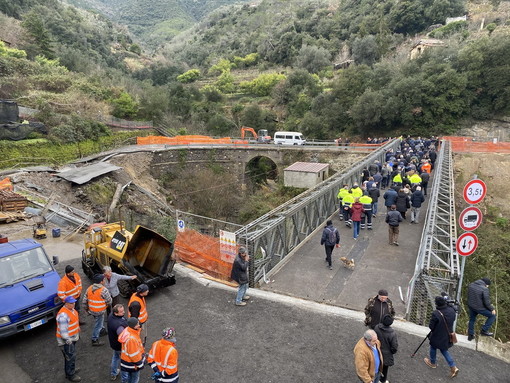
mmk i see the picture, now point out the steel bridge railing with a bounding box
[405,140,460,325]
[235,139,402,286]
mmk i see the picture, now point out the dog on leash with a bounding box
[339,257,355,270]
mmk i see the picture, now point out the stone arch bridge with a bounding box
[148,145,368,185]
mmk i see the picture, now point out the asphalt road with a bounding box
[2,257,509,383]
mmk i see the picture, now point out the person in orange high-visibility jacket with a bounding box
[120,317,145,383]
[58,265,83,316]
[147,327,179,383]
[421,160,432,174]
[83,274,112,346]
[128,284,149,324]
[56,296,81,382]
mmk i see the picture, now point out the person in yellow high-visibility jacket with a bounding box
[337,185,350,220]
[342,193,355,227]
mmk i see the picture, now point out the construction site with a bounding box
[1,136,510,382]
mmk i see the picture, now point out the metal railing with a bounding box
[406,140,460,325]
[235,139,401,286]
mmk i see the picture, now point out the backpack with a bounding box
[327,227,337,244]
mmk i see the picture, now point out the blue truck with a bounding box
[0,238,62,338]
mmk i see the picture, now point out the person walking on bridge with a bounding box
[350,198,364,240]
[320,220,340,270]
[385,205,402,246]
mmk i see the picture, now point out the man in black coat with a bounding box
[385,205,402,246]
[230,247,250,306]
[410,186,425,224]
[374,315,398,383]
[467,277,496,340]
[107,304,128,381]
[424,296,459,378]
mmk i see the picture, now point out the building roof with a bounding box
[56,162,121,184]
[284,162,329,173]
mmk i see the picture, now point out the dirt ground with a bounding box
[453,152,510,216]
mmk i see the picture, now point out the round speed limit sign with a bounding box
[463,179,487,205]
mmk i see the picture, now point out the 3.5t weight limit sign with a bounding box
[456,232,478,257]
[463,179,487,205]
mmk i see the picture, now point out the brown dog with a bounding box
[339,257,355,270]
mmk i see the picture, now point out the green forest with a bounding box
[1,0,509,146]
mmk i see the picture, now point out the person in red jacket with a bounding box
[350,198,365,239]
[147,327,179,382]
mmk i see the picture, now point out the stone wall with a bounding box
[457,118,510,142]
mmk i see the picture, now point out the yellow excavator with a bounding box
[81,222,175,296]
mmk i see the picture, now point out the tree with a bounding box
[110,92,139,119]
[21,10,55,58]
[293,44,331,73]
[352,35,380,66]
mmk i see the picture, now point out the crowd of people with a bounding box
[329,136,436,252]
[56,265,179,383]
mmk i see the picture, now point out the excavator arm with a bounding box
[240,126,258,140]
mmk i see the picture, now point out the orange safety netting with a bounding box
[137,135,234,145]
[174,229,235,282]
[443,136,510,153]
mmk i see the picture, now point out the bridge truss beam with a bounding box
[405,140,461,326]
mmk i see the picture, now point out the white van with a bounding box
[273,131,306,145]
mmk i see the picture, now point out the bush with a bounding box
[176,69,201,83]
[240,73,286,96]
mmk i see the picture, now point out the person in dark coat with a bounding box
[368,186,380,217]
[395,189,410,219]
[320,220,340,270]
[385,205,402,245]
[410,186,425,224]
[467,277,496,340]
[424,296,459,378]
[374,315,398,383]
[383,188,398,211]
[107,304,128,380]
[230,247,250,306]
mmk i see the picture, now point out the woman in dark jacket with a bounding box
[374,315,398,383]
[424,296,459,378]
[395,189,410,219]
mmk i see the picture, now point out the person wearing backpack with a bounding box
[320,220,340,270]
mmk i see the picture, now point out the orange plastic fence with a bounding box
[443,136,510,153]
[137,135,233,145]
[0,177,13,191]
[174,229,234,282]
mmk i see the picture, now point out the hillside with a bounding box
[66,0,254,48]
[0,0,509,146]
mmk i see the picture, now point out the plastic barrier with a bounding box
[443,136,510,153]
[137,135,233,145]
[0,177,13,191]
[174,229,233,281]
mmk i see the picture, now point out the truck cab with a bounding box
[0,238,61,338]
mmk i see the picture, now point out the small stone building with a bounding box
[284,162,329,188]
